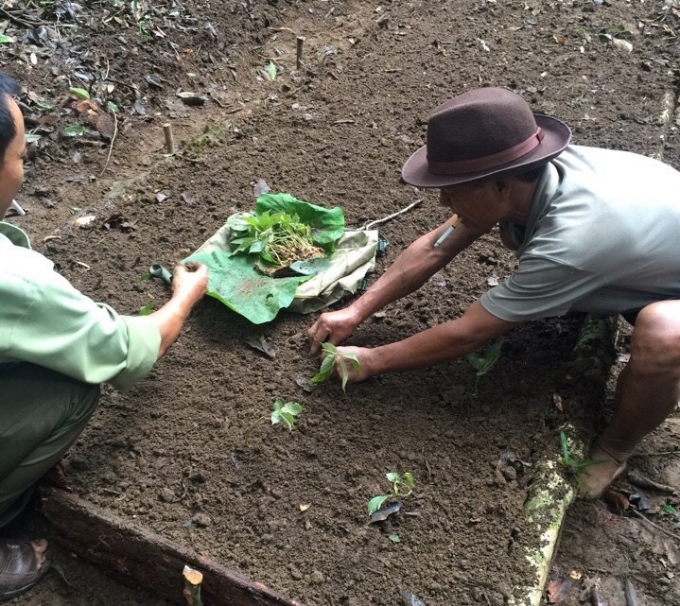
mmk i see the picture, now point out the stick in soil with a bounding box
[163,123,175,154]
[182,565,203,606]
[296,36,305,70]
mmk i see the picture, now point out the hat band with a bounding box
[428,127,545,175]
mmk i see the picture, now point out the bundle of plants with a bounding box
[226,193,345,277]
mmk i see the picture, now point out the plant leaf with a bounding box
[0,35,14,44]
[388,534,401,543]
[264,61,277,81]
[402,472,414,491]
[138,301,156,316]
[386,472,401,485]
[367,495,389,516]
[311,353,335,384]
[62,125,86,137]
[69,87,90,100]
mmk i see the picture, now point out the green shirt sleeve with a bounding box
[0,240,161,391]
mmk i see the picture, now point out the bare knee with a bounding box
[629,302,680,375]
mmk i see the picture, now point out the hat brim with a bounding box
[401,114,571,189]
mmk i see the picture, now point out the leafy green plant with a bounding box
[138,301,156,316]
[367,472,414,516]
[559,430,604,491]
[244,399,303,442]
[466,338,503,396]
[228,210,325,269]
[311,342,360,392]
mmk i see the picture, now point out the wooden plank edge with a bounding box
[40,487,305,606]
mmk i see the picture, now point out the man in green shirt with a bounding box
[309,87,680,503]
[0,72,208,598]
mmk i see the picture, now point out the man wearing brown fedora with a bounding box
[308,86,680,498]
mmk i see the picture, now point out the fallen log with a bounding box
[509,314,618,606]
[41,487,304,606]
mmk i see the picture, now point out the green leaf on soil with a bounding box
[0,35,14,44]
[388,534,401,543]
[271,399,303,430]
[367,495,389,516]
[138,301,156,316]
[62,125,86,137]
[265,61,278,81]
[69,87,91,100]
[25,134,42,144]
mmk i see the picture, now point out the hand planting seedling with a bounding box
[367,471,415,517]
[228,210,325,270]
[244,399,303,443]
[310,342,360,392]
[466,338,503,396]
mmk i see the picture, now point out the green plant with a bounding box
[310,342,360,392]
[367,472,414,516]
[138,301,156,316]
[228,210,325,269]
[244,399,303,442]
[466,338,503,396]
[559,430,604,491]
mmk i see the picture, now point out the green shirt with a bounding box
[0,221,160,390]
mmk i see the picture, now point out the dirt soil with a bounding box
[2,0,680,605]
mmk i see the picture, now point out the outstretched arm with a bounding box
[308,216,483,353]
[148,262,208,357]
[336,299,518,382]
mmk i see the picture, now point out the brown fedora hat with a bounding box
[401,87,571,188]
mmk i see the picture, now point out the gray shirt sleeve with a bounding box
[479,255,607,322]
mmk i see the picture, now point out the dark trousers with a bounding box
[0,363,100,526]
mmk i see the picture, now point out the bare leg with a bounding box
[581,302,680,498]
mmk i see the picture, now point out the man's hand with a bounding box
[333,346,373,384]
[151,261,209,357]
[172,261,209,307]
[308,307,362,355]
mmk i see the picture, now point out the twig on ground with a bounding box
[631,450,680,458]
[163,123,175,154]
[627,470,678,496]
[629,508,680,542]
[362,199,423,230]
[99,111,118,176]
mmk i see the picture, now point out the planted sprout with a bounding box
[311,342,360,392]
[244,399,303,442]
[559,430,604,491]
[466,338,503,396]
[367,471,415,517]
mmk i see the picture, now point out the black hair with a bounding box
[0,71,21,168]
[513,164,547,183]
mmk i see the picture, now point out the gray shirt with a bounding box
[480,145,680,322]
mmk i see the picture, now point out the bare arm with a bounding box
[309,215,484,352]
[148,263,208,357]
[340,300,519,381]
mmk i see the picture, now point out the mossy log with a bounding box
[509,314,618,606]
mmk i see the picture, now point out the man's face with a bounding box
[0,96,26,218]
[439,180,506,233]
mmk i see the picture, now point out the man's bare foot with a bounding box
[578,447,627,500]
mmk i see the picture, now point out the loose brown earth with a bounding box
[2,1,680,605]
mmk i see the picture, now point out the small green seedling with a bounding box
[311,342,360,392]
[559,430,604,493]
[466,338,503,396]
[138,301,156,316]
[245,399,303,442]
[367,471,415,516]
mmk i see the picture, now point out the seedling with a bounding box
[367,472,415,517]
[138,301,156,316]
[244,399,303,443]
[559,430,604,493]
[310,342,360,392]
[466,338,503,396]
